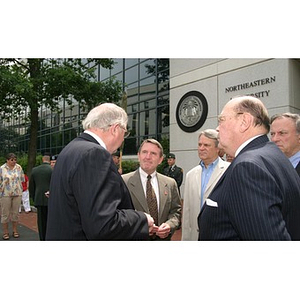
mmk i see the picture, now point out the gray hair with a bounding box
[270,112,300,134]
[138,139,164,157]
[198,129,219,147]
[82,103,128,131]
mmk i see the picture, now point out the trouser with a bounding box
[36,206,48,241]
[0,196,22,223]
[20,190,31,212]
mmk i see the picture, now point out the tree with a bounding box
[0,58,123,177]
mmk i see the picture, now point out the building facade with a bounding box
[170,58,300,195]
[1,58,300,198]
[0,58,170,158]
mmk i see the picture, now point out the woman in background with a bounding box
[0,153,24,240]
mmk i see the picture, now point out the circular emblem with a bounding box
[176,91,208,132]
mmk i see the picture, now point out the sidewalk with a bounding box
[0,208,182,241]
[0,209,39,241]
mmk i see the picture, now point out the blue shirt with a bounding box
[200,157,219,208]
[289,151,300,168]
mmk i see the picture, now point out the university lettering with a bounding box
[225,76,276,93]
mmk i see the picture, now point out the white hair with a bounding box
[82,103,128,130]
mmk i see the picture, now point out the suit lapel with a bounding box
[128,170,149,212]
[157,174,168,222]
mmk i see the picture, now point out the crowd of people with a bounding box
[1,96,300,241]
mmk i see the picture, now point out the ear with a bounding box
[110,123,118,136]
[239,113,252,133]
[158,156,164,165]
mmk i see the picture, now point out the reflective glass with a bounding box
[140,59,155,79]
[125,65,138,84]
[125,59,138,68]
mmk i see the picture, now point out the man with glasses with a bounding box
[198,96,300,240]
[46,103,154,240]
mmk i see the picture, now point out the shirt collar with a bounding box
[289,151,300,168]
[139,167,157,180]
[200,157,219,169]
[84,130,106,149]
[235,134,264,157]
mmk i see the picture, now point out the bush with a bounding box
[121,160,139,174]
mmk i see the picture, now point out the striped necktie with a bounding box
[146,175,158,225]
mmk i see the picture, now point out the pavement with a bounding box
[0,207,182,241]
[0,207,39,241]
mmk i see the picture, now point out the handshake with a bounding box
[144,213,170,239]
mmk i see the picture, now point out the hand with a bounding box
[144,213,155,234]
[156,223,171,239]
[149,225,159,236]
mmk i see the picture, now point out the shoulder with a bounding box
[217,157,231,168]
[122,170,138,182]
[157,173,176,185]
[186,165,201,176]
[175,165,183,172]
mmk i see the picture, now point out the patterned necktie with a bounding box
[146,175,158,225]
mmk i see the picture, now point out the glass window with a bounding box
[125,59,138,68]
[126,82,139,105]
[111,59,123,75]
[125,65,138,85]
[100,66,110,80]
[140,99,156,110]
[157,105,169,134]
[140,59,155,79]
[140,77,156,102]
[139,109,156,136]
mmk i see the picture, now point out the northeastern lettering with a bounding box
[230,90,270,100]
[225,76,276,93]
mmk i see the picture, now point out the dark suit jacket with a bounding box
[198,135,300,241]
[29,162,52,206]
[46,132,149,241]
[122,169,181,240]
[163,165,183,189]
[296,161,300,176]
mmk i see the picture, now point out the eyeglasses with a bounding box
[217,112,244,125]
[107,123,130,138]
[120,125,130,138]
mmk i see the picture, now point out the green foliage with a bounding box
[0,153,45,174]
[0,58,123,177]
[121,160,139,174]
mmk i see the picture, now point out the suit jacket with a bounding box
[29,162,52,206]
[198,135,300,241]
[46,132,149,241]
[122,169,181,240]
[296,161,300,176]
[181,157,230,240]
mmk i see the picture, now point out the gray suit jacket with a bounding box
[122,169,181,239]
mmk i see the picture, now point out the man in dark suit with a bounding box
[122,139,181,240]
[163,153,183,192]
[29,153,52,240]
[46,103,154,241]
[270,112,300,176]
[198,96,300,240]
